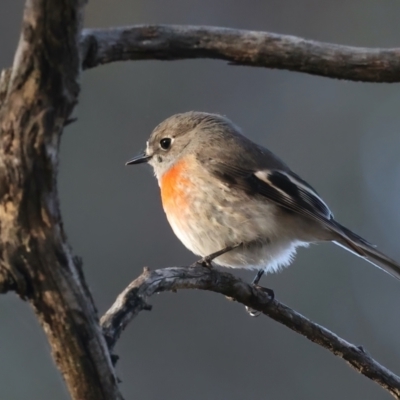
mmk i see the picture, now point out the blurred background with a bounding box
[1,1,400,399]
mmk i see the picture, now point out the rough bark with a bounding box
[81,25,400,82]
[0,1,122,399]
[101,266,400,399]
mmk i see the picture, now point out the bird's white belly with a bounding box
[164,195,309,274]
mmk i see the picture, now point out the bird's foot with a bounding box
[245,269,274,317]
[245,287,274,317]
[192,243,242,268]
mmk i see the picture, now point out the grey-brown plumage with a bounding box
[127,111,400,280]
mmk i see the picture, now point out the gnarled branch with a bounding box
[81,25,400,82]
[101,265,400,399]
[0,1,122,399]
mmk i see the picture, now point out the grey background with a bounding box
[1,1,400,399]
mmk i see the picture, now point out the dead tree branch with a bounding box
[101,265,400,400]
[0,1,122,399]
[81,25,400,82]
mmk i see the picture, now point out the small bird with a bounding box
[127,111,400,310]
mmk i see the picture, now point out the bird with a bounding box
[126,111,400,312]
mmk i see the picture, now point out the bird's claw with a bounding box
[198,256,214,268]
[245,285,275,317]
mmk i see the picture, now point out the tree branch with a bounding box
[0,1,122,399]
[81,25,400,82]
[101,266,400,399]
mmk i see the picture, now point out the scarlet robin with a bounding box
[127,111,400,308]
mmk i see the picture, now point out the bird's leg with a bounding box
[193,243,242,268]
[251,269,275,299]
[246,269,274,317]
[252,269,265,285]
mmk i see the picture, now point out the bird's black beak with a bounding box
[125,152,152,165]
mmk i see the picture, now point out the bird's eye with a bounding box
[160,138,172,150]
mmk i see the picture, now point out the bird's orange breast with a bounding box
[160,158,192,213]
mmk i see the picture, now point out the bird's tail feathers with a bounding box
[331,221,400,281]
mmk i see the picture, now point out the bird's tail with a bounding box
[331,221,400,280]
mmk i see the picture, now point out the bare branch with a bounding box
[81,25,400,82]
[101,266,400,399]
[0,1,122,399]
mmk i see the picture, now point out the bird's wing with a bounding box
[208,161,374,249]
[209,161,333,223]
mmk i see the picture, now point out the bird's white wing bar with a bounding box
[254,170,333,221]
